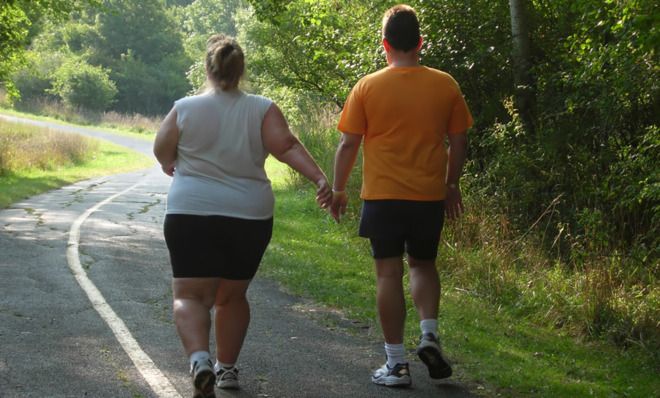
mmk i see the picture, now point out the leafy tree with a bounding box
[173,0,247,92]
[49,58,117,111]
[0,0,100,95]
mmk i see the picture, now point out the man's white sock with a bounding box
[420,319,438,338]
[384,343,406,368]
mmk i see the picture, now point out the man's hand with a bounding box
[445,184,464,220]
[330,191,348,222]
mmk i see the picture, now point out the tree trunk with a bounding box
[509,0,535,135]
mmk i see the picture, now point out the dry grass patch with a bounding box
[0,119,98,174]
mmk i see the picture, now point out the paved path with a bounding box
[0,115,476,397]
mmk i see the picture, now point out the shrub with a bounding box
[49,59,117,111]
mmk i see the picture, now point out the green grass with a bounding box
[263,157,660,398]
[0,125,153,208]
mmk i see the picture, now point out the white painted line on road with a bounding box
[66,180,182,398]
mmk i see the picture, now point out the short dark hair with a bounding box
[382,5,420,52]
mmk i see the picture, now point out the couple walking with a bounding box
[153,4,472,397]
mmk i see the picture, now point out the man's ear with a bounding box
[416,36,423,51]
[382,38,392,53]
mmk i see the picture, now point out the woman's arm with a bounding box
[261,103,332,209]
[153,107,179,176]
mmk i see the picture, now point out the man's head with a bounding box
[382,4,421,53]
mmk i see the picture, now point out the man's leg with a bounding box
[408,256,452,381]
[408,256,440,321]
[375,256,406,344]
[371,256,412,386]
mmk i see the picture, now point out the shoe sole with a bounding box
[417,346,452,380]
[217,379,240,390]
[371,375,412,387]
[193,368,216,398]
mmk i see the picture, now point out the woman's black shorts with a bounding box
[164,214,273,279]
[359,200,444,260]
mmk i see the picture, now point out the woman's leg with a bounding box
[172,277,221,356]
[214,278,252,364]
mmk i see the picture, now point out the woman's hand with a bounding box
[162,162,175,177]
[315,178,333,209]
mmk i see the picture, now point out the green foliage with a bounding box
[0,0,101,90]
[49,58,117,111]
[8,0,191,115]
[172,0,247,92]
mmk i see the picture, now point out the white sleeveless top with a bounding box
[165,90,274,219]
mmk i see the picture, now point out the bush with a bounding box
[49,59,117,111]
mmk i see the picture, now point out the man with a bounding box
[330,4,472,387]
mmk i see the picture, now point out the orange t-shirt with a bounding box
[337,66,473,200]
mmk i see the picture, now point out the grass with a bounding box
[0,118,153,208]
[263,157,660,397]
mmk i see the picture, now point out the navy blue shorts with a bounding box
[359,200,444,260]
[164,214,273,279]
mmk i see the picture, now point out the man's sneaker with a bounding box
[191,359,216,398]
[215,366,239,389]
[416,333,452,381]
[371,362,412,387]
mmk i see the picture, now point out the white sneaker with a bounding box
[191,359,216,398]
[417,333,452,381]
[215,366,239,389]
[371,362,412,387]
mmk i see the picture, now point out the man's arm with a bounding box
[331,132,362,222]
[445,132,468,220]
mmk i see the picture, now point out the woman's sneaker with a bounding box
[416,333,452,382]
[371,362,412,387]
[191,359,216,398]
[215,366,239,389]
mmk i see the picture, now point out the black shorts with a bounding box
[359,200,444,260]
[164,214,273,279]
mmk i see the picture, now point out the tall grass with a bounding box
[290,113,660,363]
[0,119,98,175]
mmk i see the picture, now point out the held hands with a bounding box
[445,183,464,220]
[330,190,348,222]
[315,178,333,210]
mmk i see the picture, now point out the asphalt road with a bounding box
[0,115,476,398]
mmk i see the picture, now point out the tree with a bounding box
[508,0,535,135]
[0,0,100,94]
[49,58,117,111]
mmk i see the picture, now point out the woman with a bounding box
[154,34,332,398]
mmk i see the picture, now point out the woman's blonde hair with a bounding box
[205,34,245,90]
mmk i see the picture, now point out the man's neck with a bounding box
[386,51,420,67]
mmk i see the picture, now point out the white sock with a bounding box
[384,343,406,368]
[190,351,210,368]
[214,360,235,372]
[420,319,438,338]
